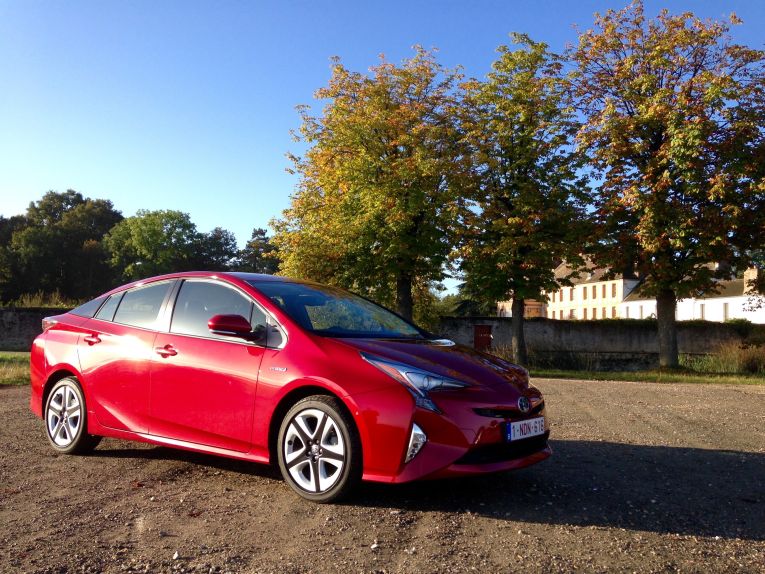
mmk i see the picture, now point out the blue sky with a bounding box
[1,1,763,252]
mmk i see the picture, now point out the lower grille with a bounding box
[474,401,545,418]
[454,432,549,465]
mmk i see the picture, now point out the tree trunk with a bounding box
[656,288,679,368]
[396,271,414,321]
[511,297,528,366]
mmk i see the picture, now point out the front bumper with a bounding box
[357,383,551,484]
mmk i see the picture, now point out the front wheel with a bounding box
[45,377,101,454]
[277,396,361,503]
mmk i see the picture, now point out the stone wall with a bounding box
[0,308,68,351]
[437,316,761,370]
[3,308,760,371]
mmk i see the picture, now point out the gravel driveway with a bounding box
[1,379,763,573]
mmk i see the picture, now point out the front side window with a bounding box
[113,281,173,329]
[171,280,263,340]
[250,281,423,339]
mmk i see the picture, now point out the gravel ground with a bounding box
[1,379,764,574]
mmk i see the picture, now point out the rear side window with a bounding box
[171,280,261,340]
[94,292,124,322]
[113,282,172,329]
[70,296,107,318]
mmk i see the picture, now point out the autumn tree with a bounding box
[458,35,588,364]
[238,227,280,274]
[571,2,765,367]
[272,48,467,320]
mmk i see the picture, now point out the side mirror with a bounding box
[208,314,256,339]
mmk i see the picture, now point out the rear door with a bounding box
[149,279,266,452]
[78,280,175,433]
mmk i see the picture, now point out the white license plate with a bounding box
[506,417,545,441]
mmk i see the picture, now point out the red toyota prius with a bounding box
[30,272,550,502]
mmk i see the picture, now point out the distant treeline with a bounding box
[0,190,279,305]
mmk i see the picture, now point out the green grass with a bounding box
[0,352,29,386]
[530,368,765,385]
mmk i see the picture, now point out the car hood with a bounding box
[335,337,529,390]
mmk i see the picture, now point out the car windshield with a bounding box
[248,281,424,339]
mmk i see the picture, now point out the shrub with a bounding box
[6,290,78,308]
[681,341,765,375]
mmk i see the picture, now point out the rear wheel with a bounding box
[45,377,101,454]
[277,396,361,503]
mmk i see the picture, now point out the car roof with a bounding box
[96,271,308,299]
[225,272,296,283]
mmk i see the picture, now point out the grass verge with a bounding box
[0,352,29,386]
[531,368,765,385]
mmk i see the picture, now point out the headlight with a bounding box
[361,353,470,412]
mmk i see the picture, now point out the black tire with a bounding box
[277,395,361,503]
[44,377,101,454]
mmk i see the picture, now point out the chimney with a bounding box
[744,267,761,294]
[714,261,732,277]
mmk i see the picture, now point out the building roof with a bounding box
[553,260,636,285]
[623,278,746,302]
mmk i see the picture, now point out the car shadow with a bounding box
[89,443,281,480]
[351,440,765,541]
[89,439,764,541]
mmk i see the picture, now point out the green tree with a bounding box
[8,191,123,300]
[237,228,280,274]
[0,215,28,301]
[194,227,239,270]
[458,35,588,365]
[104,210,201,280]
[571,2,765,367]
[272,48,467,320]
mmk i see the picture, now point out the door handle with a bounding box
[155,345,178,357]
[83,334,101,345]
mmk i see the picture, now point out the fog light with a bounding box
[405,423,427,462]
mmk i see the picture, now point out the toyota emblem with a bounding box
[518,396,530,413]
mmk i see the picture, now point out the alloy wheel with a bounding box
[283,408,346,493]
[46,382,82,447]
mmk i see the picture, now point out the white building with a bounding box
[543,262,640,320]
[622,273,765,324]
[498,264,765,324]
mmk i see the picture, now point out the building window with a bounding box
[700,303,705,320]
[570,288,574,301]
[552,310,556,320]
[639,305,644,319]
[612,283,617,298]
[723,302,729,321]
[569,309,576,319]
[612,306,616,318]
[592,285,597,299]
[583,308,588,319]
[602,284,606,298]
[602,307,606,318]
[592,308,597,319]
[552,292,556,303]
[583,287,588,300]
[625,307,630,318]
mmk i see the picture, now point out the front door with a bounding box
[149,279,266,452]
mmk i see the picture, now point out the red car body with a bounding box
[30,272,550,492]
